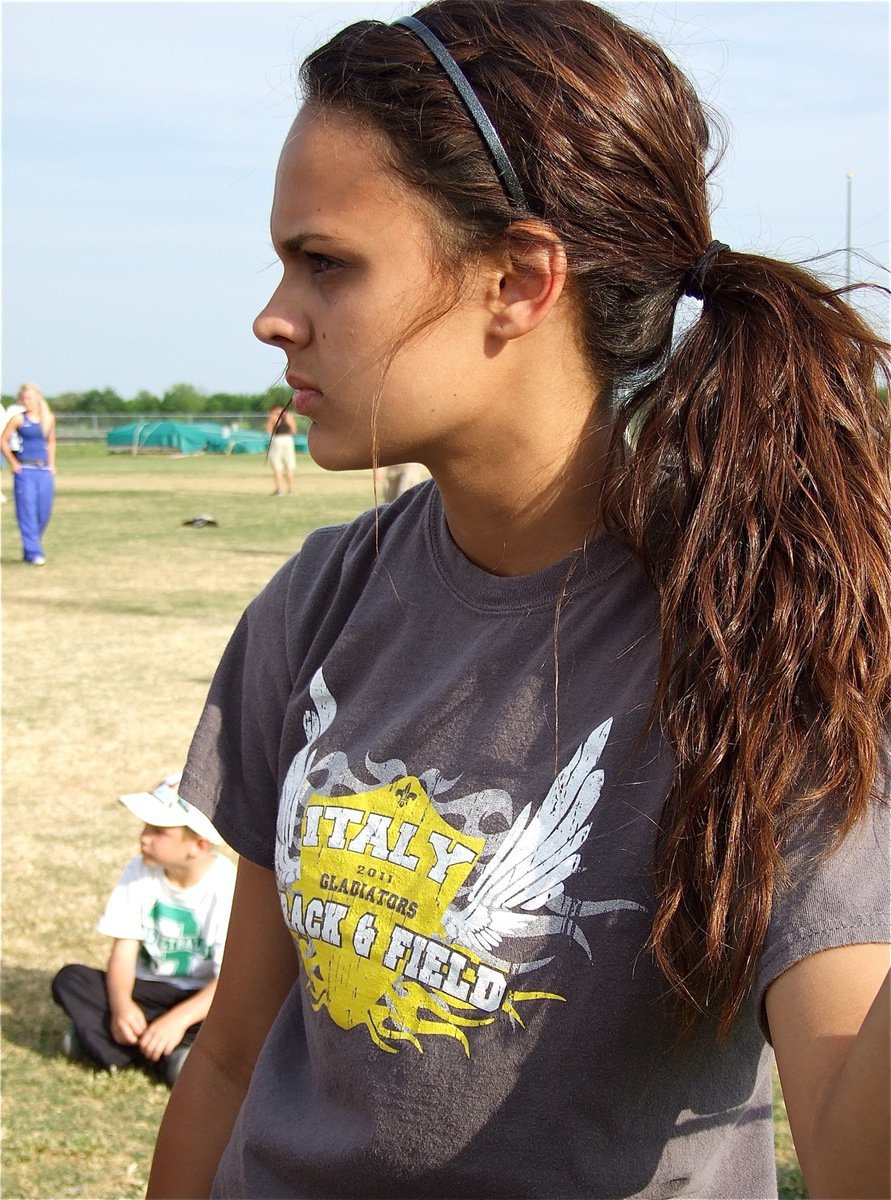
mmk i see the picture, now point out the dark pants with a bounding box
[51,962,201,1071]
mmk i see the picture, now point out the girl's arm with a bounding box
[46,416,56,471]
[767,943,891,1199]
[147,856,300,1199]
[0,416,22,471]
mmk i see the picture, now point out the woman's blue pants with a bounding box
[13,466,54,561]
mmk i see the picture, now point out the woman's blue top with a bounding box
[17,416,49,463]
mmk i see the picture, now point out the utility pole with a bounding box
[846,171,853,288]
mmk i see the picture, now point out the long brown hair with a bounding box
[301,0,891,1031]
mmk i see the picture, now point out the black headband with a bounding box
[393,15,529,212]
[683,240,729,300]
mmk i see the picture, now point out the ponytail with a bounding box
[603,254,891,1031]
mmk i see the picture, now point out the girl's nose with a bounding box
[253,288,310,349]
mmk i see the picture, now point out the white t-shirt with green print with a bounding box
[97,854,236,990]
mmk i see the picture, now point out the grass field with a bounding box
[1,443,806,1198]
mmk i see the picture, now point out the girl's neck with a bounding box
[438,468,605,577]
[432,381,612,578]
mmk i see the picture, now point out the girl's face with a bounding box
[253,107,500,472]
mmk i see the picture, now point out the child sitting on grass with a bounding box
[51,774,236,1087]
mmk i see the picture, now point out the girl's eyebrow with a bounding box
[275,231,339,255]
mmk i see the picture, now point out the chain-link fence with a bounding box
[54,412,270,441]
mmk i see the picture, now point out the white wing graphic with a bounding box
[275,668,337,888]
[442,719,638,964]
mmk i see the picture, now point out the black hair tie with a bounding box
[683,240,730,300]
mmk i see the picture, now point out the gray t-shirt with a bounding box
[183,481,890,1199]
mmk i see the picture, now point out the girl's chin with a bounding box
[306,428,425,475]
[305,428,375,473]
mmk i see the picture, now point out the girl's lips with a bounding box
[291,387,323,417]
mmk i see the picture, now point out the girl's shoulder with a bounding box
[236,480,436,667]
[303,478,432,555]
[266,479,434,601]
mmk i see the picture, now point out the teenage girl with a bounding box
[148,3,890,1197]
[1,382,56,565]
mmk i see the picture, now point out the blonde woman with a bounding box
[0,383,56,565]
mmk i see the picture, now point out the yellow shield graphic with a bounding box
[282,776,516,1051]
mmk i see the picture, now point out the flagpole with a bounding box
[845,171,853,288]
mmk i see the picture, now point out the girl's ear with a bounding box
[486,228,569,342]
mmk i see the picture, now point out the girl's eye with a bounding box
[305,252,341,275]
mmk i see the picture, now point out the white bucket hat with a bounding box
[118,772,222,844]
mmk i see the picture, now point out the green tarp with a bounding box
[106,420,307,456]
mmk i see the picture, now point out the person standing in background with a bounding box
[374,461,430,502]
[0,382,56,565]
[265,402,298,495]
[0,394,24,504]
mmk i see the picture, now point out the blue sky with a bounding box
[2,0,888,398]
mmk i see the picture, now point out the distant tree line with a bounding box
[5,381,888,430]
[1,382,308,428]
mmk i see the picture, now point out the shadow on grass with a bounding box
[2,963,73,1060]
[2,962,173,1097]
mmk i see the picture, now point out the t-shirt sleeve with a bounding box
[178,502,434,870]
[754,792,891,1039]
[179,558,299,870]
[96,857,146,940]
